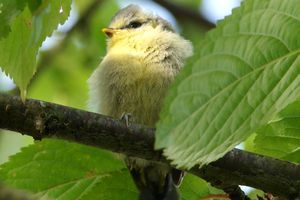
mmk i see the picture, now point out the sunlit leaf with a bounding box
[156,0,300,168]
[254,100,300,163]
[180,174,223,200]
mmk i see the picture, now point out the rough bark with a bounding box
[0,93,299,199]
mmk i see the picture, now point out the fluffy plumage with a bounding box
[88,4,193,200]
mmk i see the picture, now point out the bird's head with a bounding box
[102,4,193,70]
[102,5,174,50]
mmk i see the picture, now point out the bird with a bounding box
[88,4,193,200]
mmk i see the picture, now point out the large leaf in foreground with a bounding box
[0,139,138,200]
[0,1,71,98]
[0,139,220,199]
[254,100,300,163]
[180,174,223,200]
[156,0,300,168]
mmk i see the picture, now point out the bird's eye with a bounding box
[128,21,142,29]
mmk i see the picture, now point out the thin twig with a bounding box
[153,0,215,29]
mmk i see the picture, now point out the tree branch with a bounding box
[153,0,215,29]
[0,93,299,199]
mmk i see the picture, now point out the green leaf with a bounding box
[0,0,44,38]
[0,0,26,38]
[0,0,72,98]
[254,100,300,163]
[0,139,138,200]
[156,0,300,168]
[27,0,42,13]
[180,174,223,200]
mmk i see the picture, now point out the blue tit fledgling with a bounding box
[88,4,193,200]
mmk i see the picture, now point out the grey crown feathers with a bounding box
[109,5,175,32]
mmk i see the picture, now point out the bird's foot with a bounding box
[171,168,185,187]
[120,113,135,127]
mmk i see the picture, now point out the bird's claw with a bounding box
[120,113,134,127]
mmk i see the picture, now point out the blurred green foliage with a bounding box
[28,0,119,109]
[0,0,72,98]
[0,131,33,165]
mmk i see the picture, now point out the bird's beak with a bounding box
[102,28,116,38]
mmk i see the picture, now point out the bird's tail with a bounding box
[130,166,181,200]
